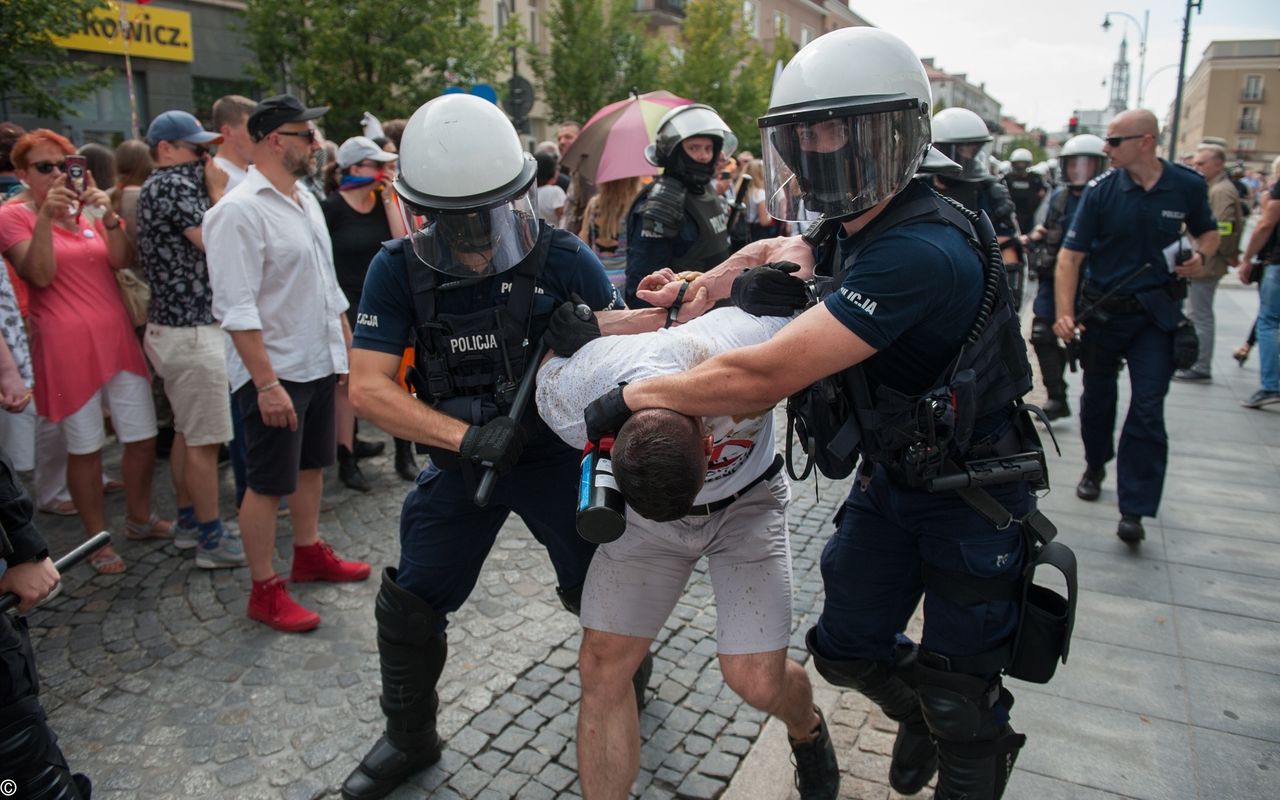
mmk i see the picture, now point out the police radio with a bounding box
[577,437,626,544]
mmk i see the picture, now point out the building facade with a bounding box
[1171,39,1280,170]
[9,0,255,145]
[922,58,1001,131]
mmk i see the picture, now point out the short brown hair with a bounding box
[611,409,707,522]
[11,129,75,170]
[212,95,256,131]
[114,139,154,188]
[382,118,407,150]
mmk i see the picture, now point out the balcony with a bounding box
[634,0,685,26]
[1238,118,1261,133]
[1240,88,1264,103]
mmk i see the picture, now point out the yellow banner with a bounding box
[52,2,194,63]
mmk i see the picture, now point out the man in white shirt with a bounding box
[205,95,371,633]
[536,304,839,799]
[211,94,255,192]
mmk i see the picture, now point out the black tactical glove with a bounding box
[585,384,632,441]
[545,293,600,357]
[459,417,526,474]
[730,261,809,317]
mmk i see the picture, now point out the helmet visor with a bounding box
[934,141,993,182]
[399,183,540,278]
[1063,154,1103,187]
[761,106,929,221]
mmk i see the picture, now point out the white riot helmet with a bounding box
[1059,134,1107,187]
[645,104,738,166]
[393,94,539,278]
[1009,148,1033,167]
[931,107,994,183]
[759,27,932,221]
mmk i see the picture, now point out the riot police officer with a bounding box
[588,28,1070,800]
[1002,147,1046,238]
[930,107,1027,307]
[343,95,632,800]
[624,104,736,307]
[1024,134,1107,420]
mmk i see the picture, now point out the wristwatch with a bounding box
[103,215,122,230]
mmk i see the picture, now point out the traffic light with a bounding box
[1068,116,1079,134]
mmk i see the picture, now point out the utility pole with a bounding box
[1169,0,1204,160]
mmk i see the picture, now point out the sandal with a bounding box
[40,499,78,516]
[89,548,127,574]
[103,478,125,493]
[125,514,174,541]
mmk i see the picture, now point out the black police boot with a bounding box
[1075,466,1104,501]
[338,445,372,493]
[558,584,652,710]
[352,420,386,459]
[788,707,840,800]
[916,660,1025,800]
[342,569,447,800]
[0,703,90,800]
[1034,340,1071,420]
[806,628,936,794]
[393,437,418,482]
[1117,514,1146,543]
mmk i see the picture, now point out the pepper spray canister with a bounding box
[577,437,626,543]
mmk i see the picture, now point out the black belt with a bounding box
[1082,285,1144,315]
[686,455,784,516]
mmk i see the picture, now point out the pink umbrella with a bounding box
[561,90,692,185]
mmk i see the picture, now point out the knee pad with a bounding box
[807,628,921,722]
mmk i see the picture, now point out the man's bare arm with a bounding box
[349,348,469,451]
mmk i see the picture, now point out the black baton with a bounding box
[473,339,547,507]
[1,530,112,613]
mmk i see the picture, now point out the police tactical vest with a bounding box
[1042,190,1074,255]
[399,224,554,468]
[788,188,1032,486]
[638,175,731,270]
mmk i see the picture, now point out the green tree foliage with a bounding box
[0,0,113,119]
[531,0,662,125]
[662,0,778,153]
[242,0,516,140]
[1000,135,1047,164]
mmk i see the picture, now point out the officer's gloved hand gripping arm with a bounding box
[585,301,877,431]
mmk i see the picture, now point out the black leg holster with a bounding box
[915,658,1025,800]
[806,628,936,794]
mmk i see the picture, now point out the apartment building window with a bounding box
[494,0,508,33]
[1243,74,1263,101]
[773,11,789,40]
[801,26,814,46]
[1237,136,1256,154]
[1239,105,1260,133]
[743,1,759,38]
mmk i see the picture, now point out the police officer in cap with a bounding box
[1024,134,1107,420]
[588,27,1063,800]
[930,107,1027,307]
[1,447,92,799]
[1002,148,1046,238]
[1053,110,1219,543]
[624,104,736,307]
[342,94,643,800]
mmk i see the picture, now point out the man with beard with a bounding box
[206,95,371,632]
[623,105,736,308]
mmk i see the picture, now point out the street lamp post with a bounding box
[1169,0,1205,161]
[1102,9,1149,108]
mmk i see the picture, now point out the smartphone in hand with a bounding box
[63,154,88,220]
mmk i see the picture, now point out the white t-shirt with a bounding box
[537,307,790,503]
[536,184,566,225]
[213,156,249,192]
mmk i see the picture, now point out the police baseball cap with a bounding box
[146,110,222,147]
[247,94,329,141]
[336,136,398,169]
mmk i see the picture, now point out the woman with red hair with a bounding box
[0,129,170,573]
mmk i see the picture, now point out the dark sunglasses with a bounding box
[275,128,319,142]
[176,141,209,158]
[31,160,68,175]
[1105,134,1147,147]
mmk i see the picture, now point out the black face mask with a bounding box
[664,143,719,193]
[797,149,856,216]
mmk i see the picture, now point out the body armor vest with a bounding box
[789,188,1033,486]
[1042,189,1076,256]
[400,224,554,468]
[638,176,731,270]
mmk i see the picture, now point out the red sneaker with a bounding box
[247,576,320,632]
[291,540,372,583]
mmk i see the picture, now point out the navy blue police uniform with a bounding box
[353,224,617,616]
[801,182,1051,799]
[1028,187,1083,416]
[1061,161,1215,518]
[1,447,92,799]
[623,181,730,308]
[1032,188,1081,321]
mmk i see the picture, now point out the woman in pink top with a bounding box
[0,130,171,573]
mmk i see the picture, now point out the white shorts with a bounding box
[580,473,794,656]
[58,370,157,455]
[144,323,233,447]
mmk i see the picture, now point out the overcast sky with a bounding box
[847,0,1280,131]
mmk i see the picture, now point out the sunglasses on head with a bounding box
[31,161,67,175]
[1105,134,1146,147]
[275,128,319,142]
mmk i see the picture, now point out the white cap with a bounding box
[337,136,397,169]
